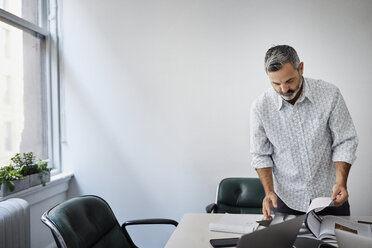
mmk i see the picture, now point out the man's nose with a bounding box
[280,84,289,93]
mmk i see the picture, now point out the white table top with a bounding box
[165,213,372,248]
[165,213,260,248]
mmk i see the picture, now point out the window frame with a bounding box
[0,0,61,174]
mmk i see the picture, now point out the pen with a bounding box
[357,220,372,225]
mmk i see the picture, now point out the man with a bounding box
[250,45,358,220]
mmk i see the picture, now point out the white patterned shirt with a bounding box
[250,77,358,212]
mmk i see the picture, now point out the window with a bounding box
[4,122,12,151]
[0,27,10,58]
[0,0,60,172]
[0,0,40,26]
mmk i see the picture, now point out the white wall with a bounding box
[60,0,372,246]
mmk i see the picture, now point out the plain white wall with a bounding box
[60,0,372,246]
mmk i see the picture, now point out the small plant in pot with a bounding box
[36,158,51,186]
[0,152,51,196]
[0,165,28,197]
[11,152,51,187]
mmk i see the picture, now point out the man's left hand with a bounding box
[331,184,349,207]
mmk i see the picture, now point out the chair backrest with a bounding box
[215,177,265,214]
[41,195,133,248]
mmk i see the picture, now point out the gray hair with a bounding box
[264,45,300,73]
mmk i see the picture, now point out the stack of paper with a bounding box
[209,214,260,234]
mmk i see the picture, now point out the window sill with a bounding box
[0,172,73,205]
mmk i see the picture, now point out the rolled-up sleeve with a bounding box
[250,103,274,169]
[329,89,358,164]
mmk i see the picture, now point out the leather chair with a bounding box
[41,195,178,248]
[206,177,265,214]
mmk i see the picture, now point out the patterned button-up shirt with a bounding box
[250,77,358,212]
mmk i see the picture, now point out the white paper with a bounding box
[306,211,322,238]
[209,214,260,234]
[307,197,333,213]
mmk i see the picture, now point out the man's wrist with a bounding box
[265,191,276,196]
[334,161,350,189]
[334,182,347,189]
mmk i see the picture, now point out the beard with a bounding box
[280,77,303,101]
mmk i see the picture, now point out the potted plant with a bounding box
[0,152,51,196]
[35,158,51,186]
[0,165,29,197]
[11,152,51,187]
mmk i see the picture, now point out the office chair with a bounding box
[206,177,265,214]
[41,195,178,248]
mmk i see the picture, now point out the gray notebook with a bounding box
[237,215,306,248]
[336,228,372,248]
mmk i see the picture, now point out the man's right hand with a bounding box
[262,192,277,220]
[256,167,277,220]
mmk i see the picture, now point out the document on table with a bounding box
[209,214,261,234]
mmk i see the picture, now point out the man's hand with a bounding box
[331,184,349,207]
[332,161,351,207]
[256,167,276,220]
[262,192,277,220]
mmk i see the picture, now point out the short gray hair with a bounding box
[264,45,300,73]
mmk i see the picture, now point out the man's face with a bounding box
[268,62,304,101]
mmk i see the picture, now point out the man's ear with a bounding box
[299,62,304,75]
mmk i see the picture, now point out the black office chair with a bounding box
[206,177,265,214]
[41,195,178,248]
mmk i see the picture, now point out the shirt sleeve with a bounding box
[250,103,274,169]
[329,89,358,164]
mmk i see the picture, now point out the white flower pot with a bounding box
[0,177,30,197]
[29,171,51,187]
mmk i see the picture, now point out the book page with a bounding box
[305,211,322,238]
[307,197,333,213]
[304,197,333,240]
[209,214,260,234]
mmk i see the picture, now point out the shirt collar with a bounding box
[276,77,313,110]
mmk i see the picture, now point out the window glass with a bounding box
[0,21,47,166]
[0,0,40,26]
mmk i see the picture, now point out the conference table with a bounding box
[165,213,372,248]
[165,213,252,248]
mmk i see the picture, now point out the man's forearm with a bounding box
[334,161,351,187]
[256,167,275,195]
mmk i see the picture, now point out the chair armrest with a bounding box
[122,218,178,228]
[121,218,178,248]
[206,203,217,213]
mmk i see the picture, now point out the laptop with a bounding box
[335,229,372,248]
[236,215,306,248]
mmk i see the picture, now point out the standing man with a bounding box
[250,45,358,220]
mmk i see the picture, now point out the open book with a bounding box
[209,214,261,234]
[303,197,372,243]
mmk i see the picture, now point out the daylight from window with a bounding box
[0,0,48,167]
